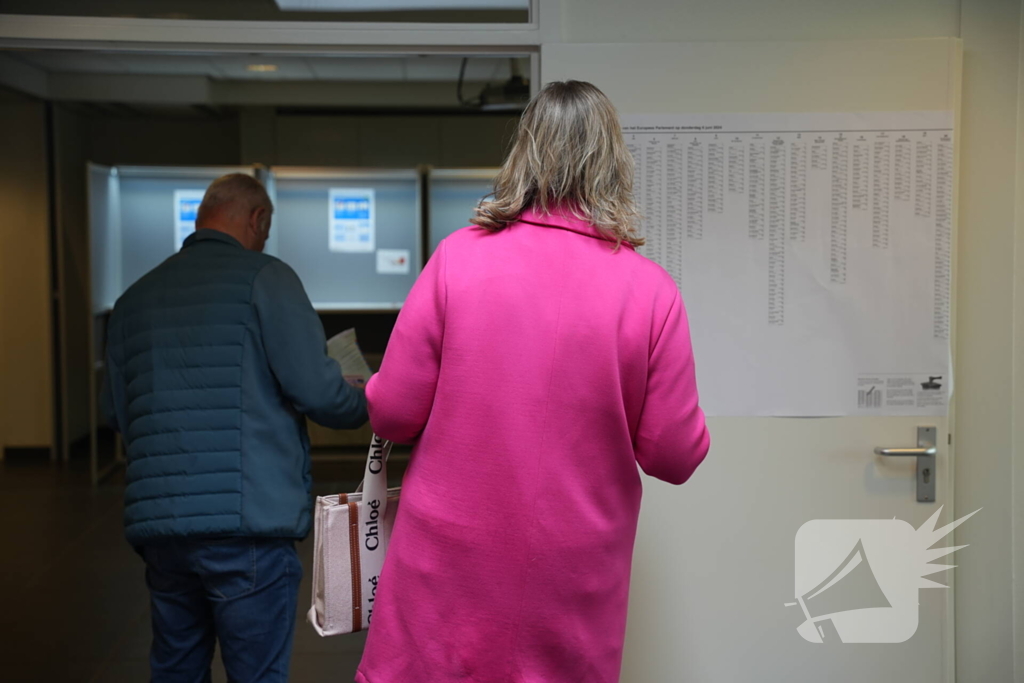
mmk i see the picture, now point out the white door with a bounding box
[542,39,961,682]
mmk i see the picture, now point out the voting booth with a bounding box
[87,164,262,312]
[87,163,424,455]
[87,164,425,313]
[426,168,497,254]
[267,167,422,310]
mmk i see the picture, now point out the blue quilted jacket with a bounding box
[101,230,368,545]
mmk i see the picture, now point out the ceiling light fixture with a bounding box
[247,64,279,73]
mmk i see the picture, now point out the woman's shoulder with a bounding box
[618,247,680,292]
[442,225,492,245]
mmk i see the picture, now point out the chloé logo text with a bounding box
[368,442,384,475]
[366,575,379,624]
[365,498,381,551]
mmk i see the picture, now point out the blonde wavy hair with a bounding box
[472,80,643,248]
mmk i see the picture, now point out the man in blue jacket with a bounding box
[101,173,367,682]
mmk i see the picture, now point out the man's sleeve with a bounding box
[252,260,368,429]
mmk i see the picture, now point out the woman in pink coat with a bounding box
[358,81,710,683]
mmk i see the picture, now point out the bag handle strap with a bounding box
[353,436,394,524]
[354,434,392,494]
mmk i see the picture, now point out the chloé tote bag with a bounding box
[308,435,400,636]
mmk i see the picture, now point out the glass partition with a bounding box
[427,168,497,254]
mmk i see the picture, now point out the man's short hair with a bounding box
[198,173,273,224]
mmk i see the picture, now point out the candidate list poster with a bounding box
[329,188,376,253]
[174,189,206,251]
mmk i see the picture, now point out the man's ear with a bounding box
[250,207,266,234]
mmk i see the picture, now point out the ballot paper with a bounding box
[327,328,374,389]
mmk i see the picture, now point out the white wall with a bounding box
[955,3,1020,679]
[546,0,1020,680]
[557,0,961,42]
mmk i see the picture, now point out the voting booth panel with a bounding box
[88,164,119,314]
[427,168,498,254]
[87,165,260,312]
[269,168,422,311]
[87,164,425,312]
[266,167,422,448]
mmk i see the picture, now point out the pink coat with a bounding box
[358,208,710,683]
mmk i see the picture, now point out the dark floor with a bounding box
[0,447,409,682]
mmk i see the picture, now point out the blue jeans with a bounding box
[139,538,303,683]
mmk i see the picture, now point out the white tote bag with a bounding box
[308,435,400,636]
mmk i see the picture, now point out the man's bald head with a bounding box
[196,174,274,252]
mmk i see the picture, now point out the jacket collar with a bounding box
[517,207,633,249]
[183,229,244,250]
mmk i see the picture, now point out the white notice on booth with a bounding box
[173,189,205,251]
[376,249,411,275]
[329,188,375,253]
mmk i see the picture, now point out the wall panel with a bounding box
[0,97,53,450]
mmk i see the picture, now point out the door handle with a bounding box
[874,446,937,457]
[874,426,937,503]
